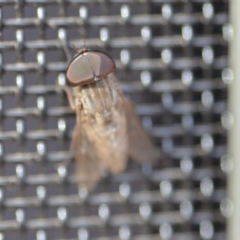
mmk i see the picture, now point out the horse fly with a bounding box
[64,45,159,191]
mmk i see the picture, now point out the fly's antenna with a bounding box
[72,37,87,53]
[72,44,81,53]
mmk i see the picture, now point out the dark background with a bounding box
[0,1,229,240]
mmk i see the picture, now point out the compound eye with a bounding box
[66,54,94,87]
[66,50,116,87]
[85,51,115,80]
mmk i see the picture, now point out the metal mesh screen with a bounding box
[0,1,230,240]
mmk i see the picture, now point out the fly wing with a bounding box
[71,109,105,191]
[121,95,159,163]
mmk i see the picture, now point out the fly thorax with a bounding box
[75,97,82,108]
[73,86,82,108]
[81,78,118,115]
[81,94,96,115]
[95,111,111,125]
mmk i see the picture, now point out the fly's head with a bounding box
[66,48,116,87]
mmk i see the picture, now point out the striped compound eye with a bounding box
[66,49,116,87]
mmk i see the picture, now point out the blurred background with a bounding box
[0,1,234,240]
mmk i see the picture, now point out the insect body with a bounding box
[66,47,159,190]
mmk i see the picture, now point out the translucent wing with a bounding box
[122,96,159,163]
[71,109,105,191]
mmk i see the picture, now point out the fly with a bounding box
[64,45,159,191]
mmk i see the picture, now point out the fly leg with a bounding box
[61,85,76,111]
[58,37,77,111]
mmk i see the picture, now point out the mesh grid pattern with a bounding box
[0,1,229,240]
